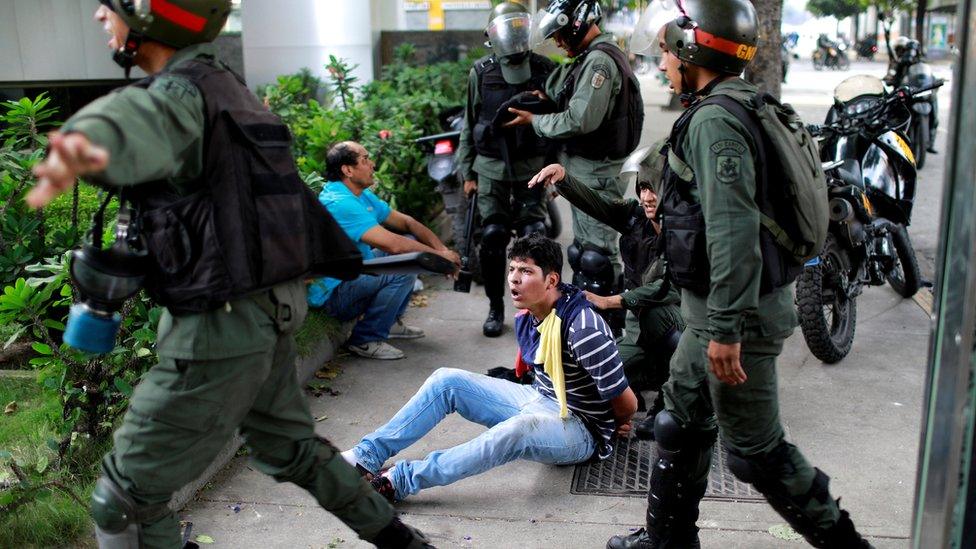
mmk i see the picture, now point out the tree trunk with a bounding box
[746,0,783,97]
[916,0,928,47]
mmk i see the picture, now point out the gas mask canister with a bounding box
[63,194,147,354]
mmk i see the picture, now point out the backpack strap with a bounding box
[697,93,804,258]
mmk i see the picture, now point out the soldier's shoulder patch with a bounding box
[716,154,742,183]
[151,75,200,100]
[709,140,747,155]
[590,64,610,89]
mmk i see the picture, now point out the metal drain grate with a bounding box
[571,432,764,501]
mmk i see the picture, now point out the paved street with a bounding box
[179,59,953,548]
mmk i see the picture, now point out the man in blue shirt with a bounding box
[309,141,460,359]
[341,234,638,502]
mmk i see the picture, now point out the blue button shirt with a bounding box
[307,182,392,306]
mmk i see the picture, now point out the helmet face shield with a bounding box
[529,7,569,48]
[488,12,532,58]
[630,0,684,56]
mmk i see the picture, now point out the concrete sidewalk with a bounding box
[179,60,946,548]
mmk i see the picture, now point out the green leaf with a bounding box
[135,347,152,358]
[35,455,48,473]
[3,325,26,349]
[31,342,52,355]
[113,377,134,398]
[46,438,59,452]
[0,491,14,506]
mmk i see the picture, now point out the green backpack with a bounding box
[701,90,829,263]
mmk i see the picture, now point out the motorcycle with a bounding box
[796,75,940,363]
[885,41,942,169]
[855,36,879,61]
[813,40,851,71]
[415,108,563,283]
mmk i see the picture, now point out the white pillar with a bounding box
[241,0,375,91]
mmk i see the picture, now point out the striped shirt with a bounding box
[516,284,629,459]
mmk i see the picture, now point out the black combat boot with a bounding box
[483,302,504,337]
[821,509,874,548]
[634,393,665,441]
[370,516,436,548]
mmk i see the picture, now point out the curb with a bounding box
[168,323,350,512]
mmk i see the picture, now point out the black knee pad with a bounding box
[567,241,583,273]
[91,477,169,547]
[575,249,615,295]
[480,223,510,257]
[516,219,546,237]
[654,411,717,453]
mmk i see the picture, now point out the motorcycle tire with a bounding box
[813,57,825,71]
[837,55,850,70]
[886,224,921,298]
[796,234,857,364]
[912,115,929,170]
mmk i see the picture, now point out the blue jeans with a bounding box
[351,368,596,500]
[322,254,416,347]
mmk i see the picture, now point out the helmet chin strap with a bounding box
[112,30,144,79]
[677,63,731,108]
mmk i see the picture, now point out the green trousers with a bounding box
[568,175,628,264]
[99,282,393,548]
[618,305,683,393]
[662,328,841,527]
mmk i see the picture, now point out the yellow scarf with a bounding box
[534,309,568,418]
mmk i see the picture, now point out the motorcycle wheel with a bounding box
[813,56,825,71]
[546,197,562,239]
[912,115,929,170]
[838,55,850,70]
[886,224,921,298]
[796,234,857,364]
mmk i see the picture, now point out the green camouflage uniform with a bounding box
[64,44,394,547]
[456,67,547,226]
[664,79,840,525]
[533,34,628,263]
[554,174,683,391]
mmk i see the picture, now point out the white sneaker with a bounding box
[388,319,424,339]
[347,341,405,360]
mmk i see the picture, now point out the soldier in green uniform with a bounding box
[506,0,643,307]
[457,1,555,337]
[27,2,431,547]
[605,1,873,548]
[527,145,683,438]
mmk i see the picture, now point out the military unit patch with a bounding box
[717,154,741,183]
[591,72,606,89]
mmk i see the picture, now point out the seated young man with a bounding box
[308,141,460,360]
[342,233,638,501]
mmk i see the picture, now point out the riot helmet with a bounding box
[486,2,534,84]
[620,145,665,197]
[529,0,603,51]
[893,36,919,58]
[631,0,759,75]
[99,0,232,72]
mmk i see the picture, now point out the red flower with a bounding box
[378,129,392,140]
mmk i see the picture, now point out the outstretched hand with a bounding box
[527,164,566,189]
[27,132,109,209]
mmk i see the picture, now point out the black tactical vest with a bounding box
[618,208,662,292]
[557,42,643,161]
[473,54,554,161]
[128,57,362,314]
[659,94,799,297]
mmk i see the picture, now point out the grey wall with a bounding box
[0,0,145,84]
